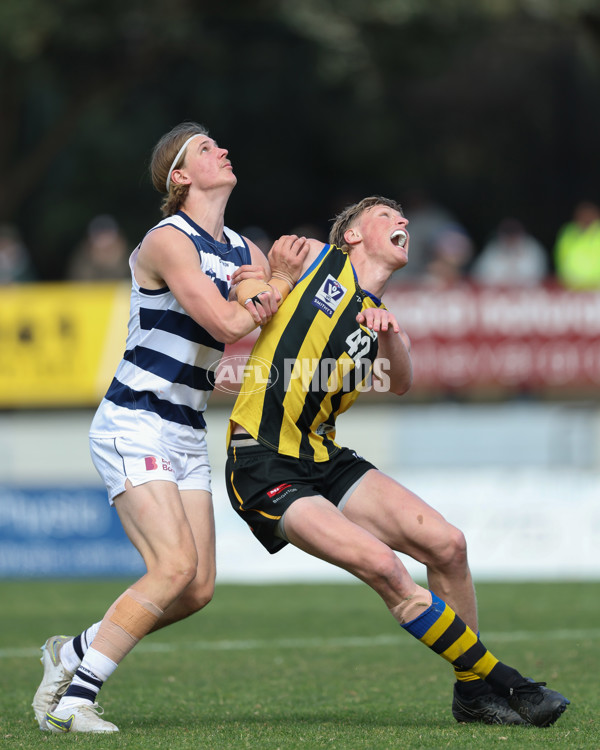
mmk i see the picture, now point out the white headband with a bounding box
[165,133,203,192]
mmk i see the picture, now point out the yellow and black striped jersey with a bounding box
[229,244,385,461]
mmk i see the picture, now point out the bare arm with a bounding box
[134,227,279,344]
[356,308,413,396]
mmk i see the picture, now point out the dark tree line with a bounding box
[1,0,599,279]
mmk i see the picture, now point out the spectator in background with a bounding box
[394,189,453,279]
[67,214,130,281]
[554,200,600,290]
[424,222,474,286]
[0,224,36,283]
[395,189,473,284]
[470,218,549,287]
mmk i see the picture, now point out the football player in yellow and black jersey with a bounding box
[226,196,569,728]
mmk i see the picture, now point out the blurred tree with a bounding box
[0,0,599,278]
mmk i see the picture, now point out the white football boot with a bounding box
[46,702,119,733]
[32,635,74,730]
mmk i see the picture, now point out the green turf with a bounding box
[1,580,598,748]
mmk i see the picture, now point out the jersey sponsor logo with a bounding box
[311,275,347,317]
[267,482,292,498]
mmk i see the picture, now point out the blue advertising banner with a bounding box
[0,486,144,577]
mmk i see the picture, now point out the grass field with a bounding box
[1,580,598,749]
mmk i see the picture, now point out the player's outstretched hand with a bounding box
[356,308,400,334]
[357,309,412,351]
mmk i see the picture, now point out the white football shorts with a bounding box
[90,434,212,504]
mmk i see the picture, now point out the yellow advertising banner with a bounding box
[0,282,130,407]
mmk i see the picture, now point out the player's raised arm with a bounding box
[356,307,412,396]
[137,226,279,342]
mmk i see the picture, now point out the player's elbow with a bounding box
[215,325,238,345]
[216,323,247,345]
[209,307,254,345]
[376,359,412,396]
[389,375,412,396]
[389,366,413,396]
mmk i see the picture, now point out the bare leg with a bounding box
[51,479,204,720]
[282,494,424,607]
[279,495,543,708]
[52,487,215,696]
[149,489,216,630]
[113,480,200,609]
[341,470,478,631]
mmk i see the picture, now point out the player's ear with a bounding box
[171,169,191,186]
[344,226,361,246]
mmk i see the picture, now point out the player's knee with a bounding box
[432,525,468,570]
[364,546,404,589]
[152,549,199,593]
[181,575,215,614]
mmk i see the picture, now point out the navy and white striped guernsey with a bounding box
[89,211,251,452]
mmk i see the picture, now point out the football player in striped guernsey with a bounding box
[33,122,308,733]
[226,196,569,728]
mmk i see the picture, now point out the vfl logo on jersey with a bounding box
[311,274,347,317]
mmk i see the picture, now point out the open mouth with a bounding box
[391,229,408,248]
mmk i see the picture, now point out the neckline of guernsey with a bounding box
[299,244,382,306]
[177,210,233,250]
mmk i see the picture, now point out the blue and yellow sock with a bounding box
[401,593,524,697]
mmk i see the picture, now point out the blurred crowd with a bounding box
[2,196,600,290]
[245,194,600,292]
[0,214,131,287]
[392,192,600,291]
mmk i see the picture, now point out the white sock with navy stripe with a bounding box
[57,647,117,709]
[60,622,101,674]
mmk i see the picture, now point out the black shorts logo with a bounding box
[267,482,291,498]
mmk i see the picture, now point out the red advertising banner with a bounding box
[380,283,600,392]
[226,283,600,396]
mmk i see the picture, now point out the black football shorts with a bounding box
[226,435,376,554]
